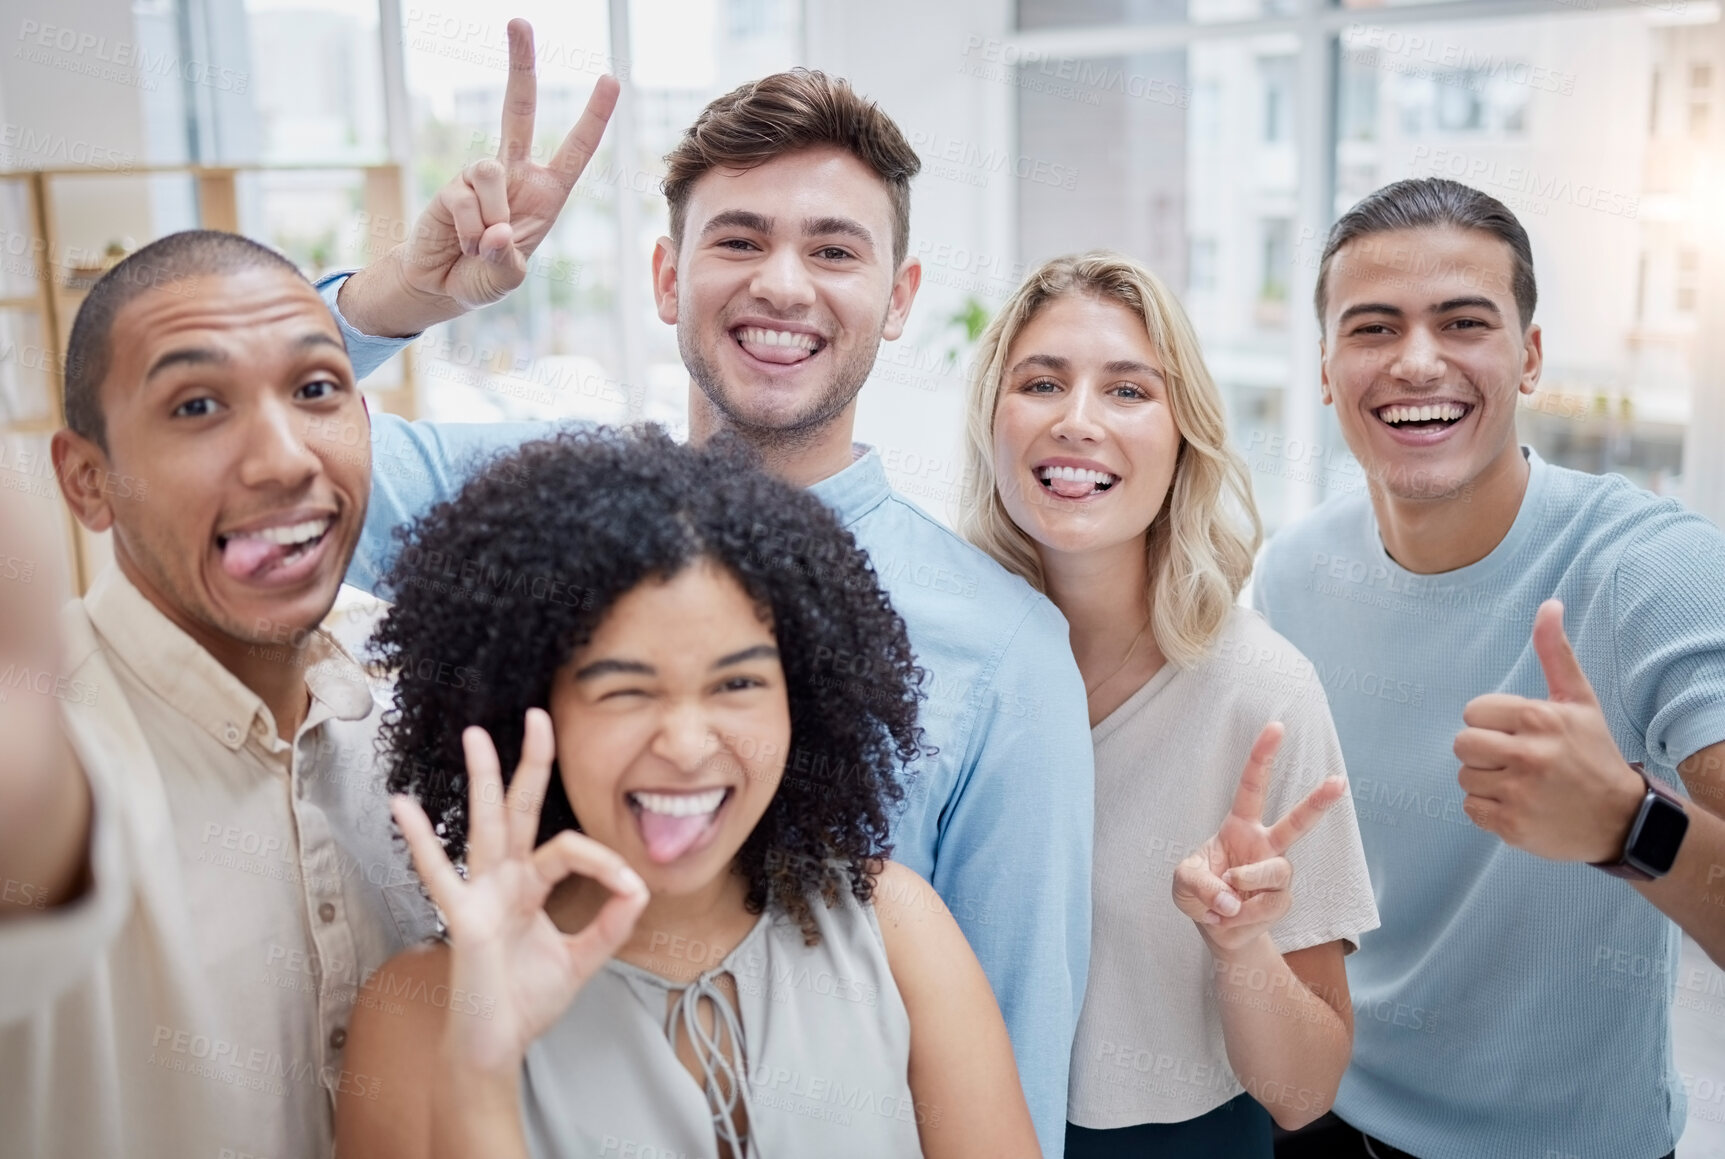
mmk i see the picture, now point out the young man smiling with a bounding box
[0,233,439,1159]
[1254,178,1725,1159]
[321,51,1094,1157]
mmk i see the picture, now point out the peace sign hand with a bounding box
[350,19,620,336]
[391,708,648,1077]
[1171,722,1346,953]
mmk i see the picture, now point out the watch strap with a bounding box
[1591,763,1685,881]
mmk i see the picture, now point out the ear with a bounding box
[880,256,922,343]
[1319,337,1334,406]
[651,236,679,326]
[1519,322,1543,396]
[51,428,117,533]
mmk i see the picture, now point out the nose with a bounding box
[237,396,320,492]
[1048,381,1106,444]
[648,698,718,774]
[747,242,818,313]
[1388,325,1446,386]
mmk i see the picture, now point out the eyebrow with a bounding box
[1007,353,1165,380]
[803,216,875,250]
[1433,296,1502,318]
[294,331,348,355]
[700,209,774,238]
[1010,353,1069,375]
[1102,358,1165,380]
[144,345,228,383]
[142,332,346,384]
[700,210,876,252]
[1338,296,1503,327]
[572,643,780,682]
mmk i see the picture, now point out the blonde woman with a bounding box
[960,253,1380,1157]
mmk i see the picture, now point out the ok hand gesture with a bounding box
[348,19,620,335]
[391,709,648,1077]
[1172,723,1346,952]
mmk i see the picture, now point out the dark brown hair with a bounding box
[1314,177,1538,333]
[661,69,921,269]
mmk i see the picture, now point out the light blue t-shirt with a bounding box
[319,274,1095,1159]
[1253,447,1725,1159]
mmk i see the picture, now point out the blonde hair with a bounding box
[958,251,1261,669]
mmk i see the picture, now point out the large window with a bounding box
[393,0,801,431]
[1014,0,1724,535]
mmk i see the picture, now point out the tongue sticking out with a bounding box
[220,535,294,580]
[637,808,716,864]
[1047,477,1099,500]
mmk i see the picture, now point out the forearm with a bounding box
[0,737,90,916]
[337,248,465,339]
[1209,934,1349,1128]
[430,1054,530,1159]
[1635,801,1725,966]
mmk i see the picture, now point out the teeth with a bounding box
[630,788,727,817]
[226,518,332,547]
[738,326,820,352]
[1379,403,1465,425]
[1037,465,1118,485]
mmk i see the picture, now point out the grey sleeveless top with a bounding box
[521,889,925,1159]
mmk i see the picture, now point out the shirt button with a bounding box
[222,723,241,745]
[318,902,337,923]
[329,1027,347,1050]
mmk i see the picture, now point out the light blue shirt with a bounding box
[319,274,1094,1158]
[1253,447,1725,1159]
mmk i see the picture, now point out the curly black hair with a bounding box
[371,426,926,941]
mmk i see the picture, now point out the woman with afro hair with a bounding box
[334,427,1038,1159]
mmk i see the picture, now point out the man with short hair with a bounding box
[323,45,1093,1157]
[1255,177,1725,1159]
[0,231,438,1159]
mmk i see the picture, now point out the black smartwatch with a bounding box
[1590,763,1689,881]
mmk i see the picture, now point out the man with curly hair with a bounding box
[319,29,1094,1157]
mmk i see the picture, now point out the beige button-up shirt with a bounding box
[0,566,436,1159]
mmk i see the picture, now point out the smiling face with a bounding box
[1321,225,1542,502]
[55,266,368,651]
[652,145,919,444]
[992,293,1183,563]
[548,560,791,896]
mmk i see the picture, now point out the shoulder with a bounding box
[1565,469,1724,558]
[1190,607,1327,712]
[867,861,973,989]
[873,495,1047,604]
[869,859,943,932]
[866,494,1074,656]
[1541,465,1725,597]
[355,941,453,1034]
[1257,493,1374,592]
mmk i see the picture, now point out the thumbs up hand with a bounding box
[1453,599,1646,862]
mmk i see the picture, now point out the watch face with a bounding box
[1632,796,1690,875]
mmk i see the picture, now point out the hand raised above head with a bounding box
[343,19,621,336]
[391,708,648,1076]
[1171,722,1346,953]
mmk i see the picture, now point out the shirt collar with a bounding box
[83,565,374,751]
[807,444,892,528]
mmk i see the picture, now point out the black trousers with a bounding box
[1067,1093,1274,1158]
[1273,1112,1676,1159]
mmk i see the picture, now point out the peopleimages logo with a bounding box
[15,19,249,94]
